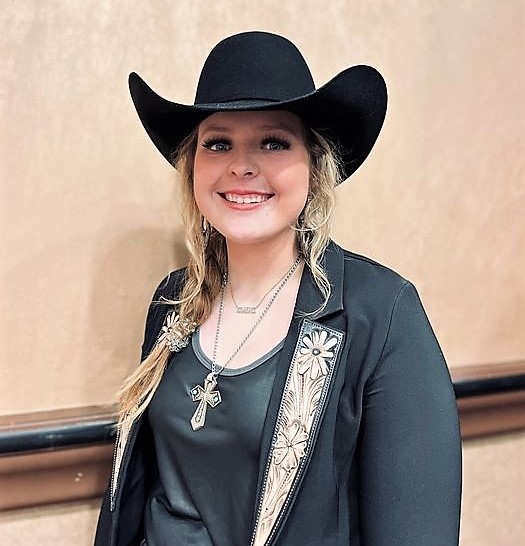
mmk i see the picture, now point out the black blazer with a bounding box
[95,241,461,546]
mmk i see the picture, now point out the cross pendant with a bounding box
[190,372,222,430]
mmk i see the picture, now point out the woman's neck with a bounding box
[225,236,300,303]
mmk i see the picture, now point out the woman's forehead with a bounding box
[198,110,304,137]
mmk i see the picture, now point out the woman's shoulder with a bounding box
[330,242,411,294]
[332,244,431,342]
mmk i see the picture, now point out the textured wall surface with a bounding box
[1,0,524,544]
[461,432,525,545]
[0,499,100,546]
[2,0,523,414]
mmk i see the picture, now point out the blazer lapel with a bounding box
[250,242,346,546]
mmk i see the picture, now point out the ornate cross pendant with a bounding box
[190,372,222,430]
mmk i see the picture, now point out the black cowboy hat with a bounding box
[129,31,387,181]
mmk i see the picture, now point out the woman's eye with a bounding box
[202,140,231,152]
[262,138,290,151]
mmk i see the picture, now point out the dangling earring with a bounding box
[297,195,313,254]
[297,192,312,231]
[296,211,305,230]
[202,217,210,247]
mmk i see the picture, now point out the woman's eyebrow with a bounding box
[200,124,300,136]
[259,124,300,136]
[200,125,232,134]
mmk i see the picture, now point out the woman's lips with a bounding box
[220,192,273,204]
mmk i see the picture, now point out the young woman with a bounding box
[95,31,461,546]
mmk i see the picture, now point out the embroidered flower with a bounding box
[296,329,338,379]
[158,312,195,352]
[273,419,308,472]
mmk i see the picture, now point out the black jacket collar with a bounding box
[295,240,345,320]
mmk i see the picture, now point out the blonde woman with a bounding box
[95,32,461,546]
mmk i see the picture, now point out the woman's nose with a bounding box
[229,150,259,178]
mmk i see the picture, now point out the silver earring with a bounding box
[202,217,210,247]
[296,209,312,253]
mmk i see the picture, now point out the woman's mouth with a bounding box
[220,192,273,204]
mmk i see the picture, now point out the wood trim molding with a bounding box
[0,406,116,511]
[452,360,525,381]
[0,404,116,454]
[0,444,113,511]
[0,361,524,510]
[457,390,525,439]
[451,360,525,438]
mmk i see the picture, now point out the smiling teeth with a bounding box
[224,193,269,204]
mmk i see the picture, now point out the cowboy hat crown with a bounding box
[194,31,315,105]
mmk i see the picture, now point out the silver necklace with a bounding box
[229,265,296,314]
[189,256,302,431]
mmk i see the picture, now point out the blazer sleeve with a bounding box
[358,281,462,546]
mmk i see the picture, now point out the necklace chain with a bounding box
[211,256,302,376]
[229,265,294,314]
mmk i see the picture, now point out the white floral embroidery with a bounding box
[252,321,343,546]
[296,329,338,379]
[273,420,309,472]
[158,312,195,352]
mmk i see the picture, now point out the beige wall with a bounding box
[1,0,524,545]
[0,500,100,546]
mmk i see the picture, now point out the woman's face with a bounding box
[193,110,310,249]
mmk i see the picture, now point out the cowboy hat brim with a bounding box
[129,65,387,181]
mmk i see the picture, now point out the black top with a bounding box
[144,330,283,546]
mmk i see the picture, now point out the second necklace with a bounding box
[189,256,302,430]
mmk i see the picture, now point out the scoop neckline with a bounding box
[192,327,285,376]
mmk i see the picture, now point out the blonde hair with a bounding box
[118,118,342,424]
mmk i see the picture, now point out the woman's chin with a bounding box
[220,228,296,249]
